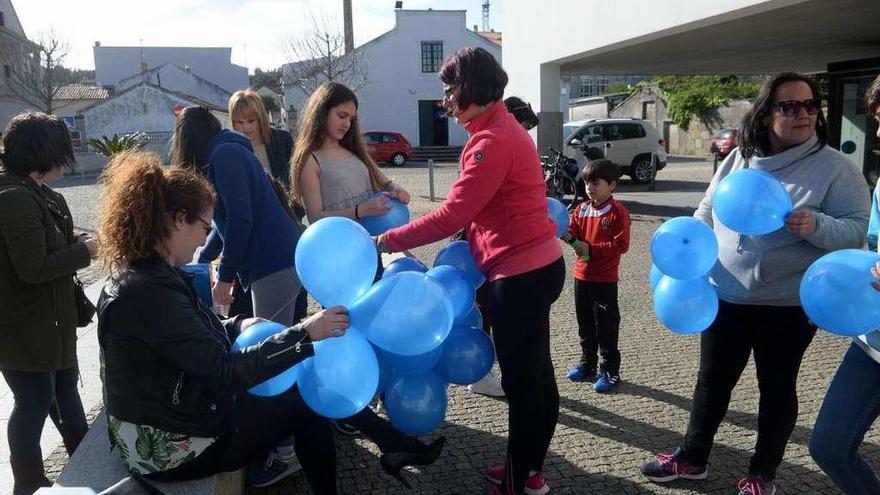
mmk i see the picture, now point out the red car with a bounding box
[710,128,740,160]
[364,131,411,166]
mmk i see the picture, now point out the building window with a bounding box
[421,41,443,73]
[0,12,5,27]
[596,77,610,95]
[3,65,10,79]
[580,77,594,97]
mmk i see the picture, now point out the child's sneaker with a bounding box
[736,475,776,495]
[485,464,550,495]
[640,448,708,482]
[566,363,597,382]
[246,451,303,488]
[593,371,619,393]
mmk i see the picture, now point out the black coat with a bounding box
[266,128,294,188]
[0,172,91,371]
[97,253,314,436]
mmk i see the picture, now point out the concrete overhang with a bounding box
[554,0,880,75]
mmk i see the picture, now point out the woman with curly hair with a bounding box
[96,151,346,491]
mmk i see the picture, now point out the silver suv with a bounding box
[563,118,667,183]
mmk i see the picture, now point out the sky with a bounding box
[13,0,503,72]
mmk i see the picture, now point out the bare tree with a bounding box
[2,30,73,114]
[282,14,367,98]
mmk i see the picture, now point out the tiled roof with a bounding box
[478,31,502,46]
[56,84,110,101]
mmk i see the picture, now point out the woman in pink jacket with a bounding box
[377,47,564,495]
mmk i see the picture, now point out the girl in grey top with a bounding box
[641,72,870,495]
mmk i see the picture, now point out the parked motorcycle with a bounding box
[541,147,590,208]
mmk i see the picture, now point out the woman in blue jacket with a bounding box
[170,106,301,327]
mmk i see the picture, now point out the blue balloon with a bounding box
[649,264,663,289]
[385,372,448,436]
[180,263,213,307]
[359,193,411,236]
[546,197,570,238]
[650,216,718,280]
[426,265,475,320]
[713,169,793,235]
[374,345,394,394]
[653,276,719,334]
[382,344,444,376]
[382,256,429,280]
[800,249,880,337]
[231,321,299,397]
[434,240,485,289]
[350,272,454,356]
[298,328,379,419]
[295,217,377,308]
[434,326,494,385]
[455,304,484,329]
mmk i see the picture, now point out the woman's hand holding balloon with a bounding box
[785,209,817,236]
[302,306,350,341]
[360,194,392,217]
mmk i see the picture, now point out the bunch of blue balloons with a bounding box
[650,216,720,334]
[280,217,494,435]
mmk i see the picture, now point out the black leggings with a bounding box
[490,257,565,494]
[3,367,88,495]
[148,386,337,494]
[680,301,817,479]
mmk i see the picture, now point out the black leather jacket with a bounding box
[97,253,314,436]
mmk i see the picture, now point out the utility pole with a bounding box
[481,0,490,32]
[343,0,354,54]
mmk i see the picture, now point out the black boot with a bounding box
[379,437,446,489]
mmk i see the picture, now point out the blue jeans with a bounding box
[810,343,880,494]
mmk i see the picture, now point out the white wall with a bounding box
[94,46,249,93]
[81,85,195,140]
[284,10,502,147]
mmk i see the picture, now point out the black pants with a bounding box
[490,257,565,494]
[574,280,621,374]
[680,301,817,479]
[475,283,493,334]
[3,367,88,495]
[148,385,337,494]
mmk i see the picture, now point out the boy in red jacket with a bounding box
[561,159,631,393]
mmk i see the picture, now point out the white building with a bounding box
[503,0,880,180]
[93,45,248,94]
[283,9,502,147]
[117,63,232,109]
[0,0,40,127]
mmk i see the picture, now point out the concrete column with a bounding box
[537,63,563,155]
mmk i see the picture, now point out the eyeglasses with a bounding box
[773,98,822,117]
[194,215,212,235]
[442,85,457,102]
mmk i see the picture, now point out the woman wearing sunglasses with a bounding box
[641,72,870,495]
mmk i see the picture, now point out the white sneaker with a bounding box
[468,371,505,397]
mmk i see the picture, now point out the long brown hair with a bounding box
[169,106,222,172]
[290,82,385,203]
[98,151,215,273]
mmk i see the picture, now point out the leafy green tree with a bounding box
[655,75,761,130]
[608,81,630,94]
[260,93,280,113]
[250,67,282,93]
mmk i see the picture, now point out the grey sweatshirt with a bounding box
[694,135,870,306]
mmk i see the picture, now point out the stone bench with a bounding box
[35,410,243,495]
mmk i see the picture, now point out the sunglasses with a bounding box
[773,98,821,117]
